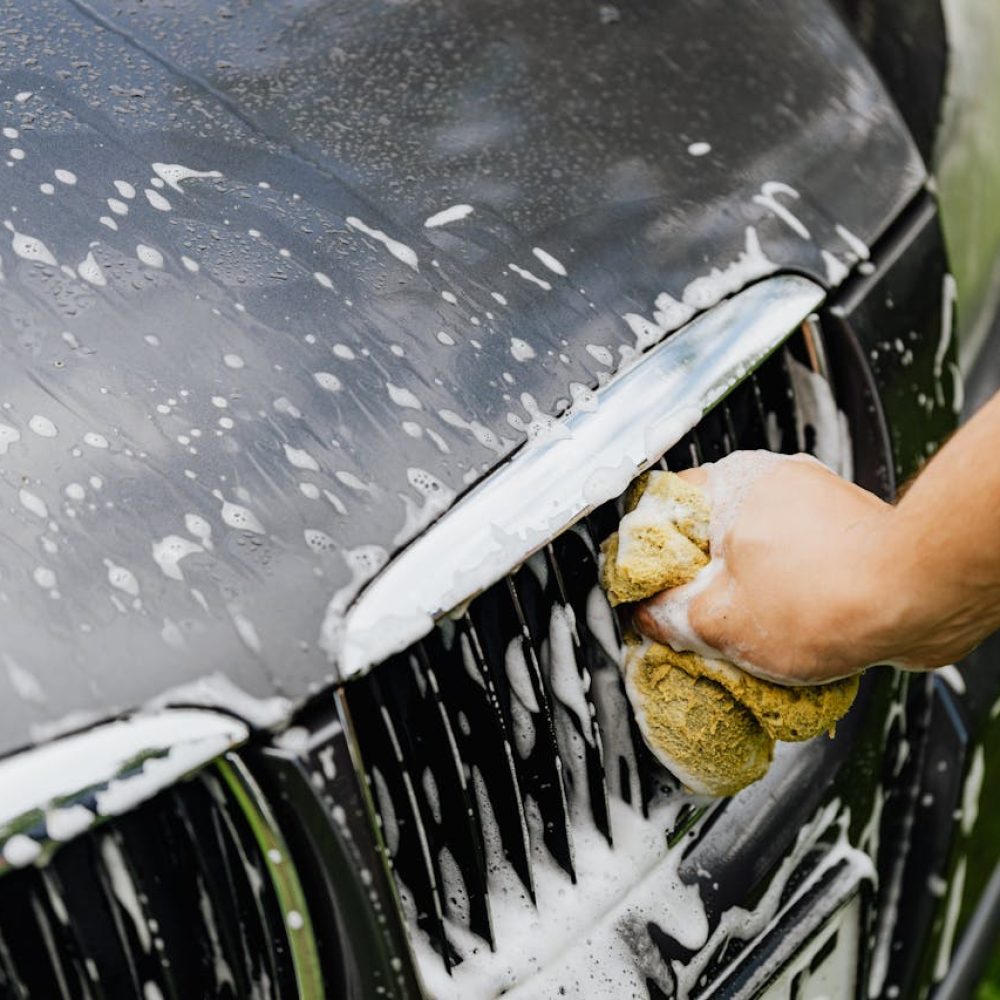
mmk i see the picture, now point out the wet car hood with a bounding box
[0,0,922,753]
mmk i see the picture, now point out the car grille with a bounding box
[0,763,300,999]
[344,331,833,990]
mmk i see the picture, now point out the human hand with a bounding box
[633,451,899,684]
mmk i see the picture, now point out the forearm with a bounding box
[634,391,1000,682]
[873,390,1000,666]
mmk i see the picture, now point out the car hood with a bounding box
[0,0,922,753]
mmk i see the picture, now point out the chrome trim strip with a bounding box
[326,274,826,677]
[0,710,248,873]
[217,754,326,999]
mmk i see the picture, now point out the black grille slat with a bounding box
[661,429,701,473]
[348,333,839,979]
[37,870,101,1000]
[0,771,301,999]
[379,651,495,949]
[202,771,300,994]
[47,836,143,997]
[172,782,261,998]
[417,650,495,948]
[0,928,27,1000]
[347,671,457,967]
[756,350,800,453]
[110,806,218,993]
[546,525,647,815]
[543,543,612,842]
[690,409,728,464]
[28,887,74,999]
[450,616,536,898]
[179,778,280,996]
[480,567,577,878]
[0,867,91,999]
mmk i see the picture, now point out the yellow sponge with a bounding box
[601,470,859,796]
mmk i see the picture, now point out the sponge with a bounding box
[600,470,859,796]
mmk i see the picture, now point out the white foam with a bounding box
[510,337,536,361]
[104,559,140,598]
[548,605,595,747]
[151,535,204,580]
[961,746,984,835]
[623,227,770,350]
[822,249,850,285]
[393,468,455,546]
[3,834,41,868]
[83,431,109,449]
[532,247,567,277]
[504,639,540,713]
[835,224,870,261]
[5,655,44,702]
[752,181,810,240]
[508,263,551,291]
[144,188,172,211]
[0,424,21,454]
[18,488,47,519]
[151,162,223,192]
[46,804,92,841]
[346,216,419,271]
[184,513,213,550]
[136,244,164,269]
[787,356,854,477]
[387,383,422,409]
[938,664,966,695]
[314,371,341,392]
[933,856,966,982]
[438,409,506,453]
[77,251,106,286]
[28,415,57,438]
[213,491,265,534]
[283,444,320,472]
[425,204,474,228]
[144,674,290,729]
[229,608,262,655]
[935,273,958,378]
[5,221,57,266]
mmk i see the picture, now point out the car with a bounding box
[0,0,998,997]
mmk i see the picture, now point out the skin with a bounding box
[635,390,1000,685]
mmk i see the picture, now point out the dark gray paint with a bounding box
[0,0,923,754]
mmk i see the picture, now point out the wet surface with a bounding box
[0,0,923,752]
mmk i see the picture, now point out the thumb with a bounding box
[673,465,710,492]
[633,565,723,659]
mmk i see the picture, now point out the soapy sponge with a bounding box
[601,470,859,796]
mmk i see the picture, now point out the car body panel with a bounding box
[0,0,923,756]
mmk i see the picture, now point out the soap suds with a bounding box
[347,216,419,271]
[532,247,567,277]
[425,204,474,228]
[508,263,552,291]
[151,162,223,192]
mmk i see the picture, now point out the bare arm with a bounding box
[634,390,1000,683]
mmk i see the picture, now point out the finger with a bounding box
[674,466,710,490]
[634,578,719,658]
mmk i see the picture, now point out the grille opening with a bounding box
[345,327,852,991]
[0,768,299,999]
